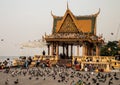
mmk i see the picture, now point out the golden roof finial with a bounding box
[67,1,69,10]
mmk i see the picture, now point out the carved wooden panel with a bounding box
[59,14,79,33]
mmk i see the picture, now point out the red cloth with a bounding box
[75,64,80,71]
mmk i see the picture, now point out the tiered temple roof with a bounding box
[51,7,100,35]
[45,6,103,44]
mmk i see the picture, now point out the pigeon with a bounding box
[43,77,45,80]
[5,79,9,85]
[92,78,97,83]
[14,79,19,84]
[110,77,113,80]
[87,82,91,85]
[58,80,61,83]
[96,83,99,85]
[36,77,39,80]
[114,72,117,77]
[114,76,119,80]
[53,77,56,80]
[29,77,32,80]
[108,73,111,77]
[108,80,113,85]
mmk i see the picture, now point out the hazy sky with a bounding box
[0,0,120,56]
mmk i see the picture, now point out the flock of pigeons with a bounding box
[2,65,120,85]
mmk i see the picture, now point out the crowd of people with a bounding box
[0,56,51,71]
[73,58,108,72]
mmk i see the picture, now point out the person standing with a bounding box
[5,58,12,73]
[24,57,28,69]
[6,58,12,69]
[74,58,78,65]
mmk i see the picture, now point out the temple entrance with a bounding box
[59,43,73,59]
[59,53,70,59]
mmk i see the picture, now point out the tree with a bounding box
[100,41,120,56]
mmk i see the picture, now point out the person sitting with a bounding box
[74,58,78,65]
[46,59,50,67]
[35,59,40,67]
[42,50,45,55]
[84,66,88,71]
[28,56,32,66]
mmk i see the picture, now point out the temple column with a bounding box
[87,46,90,56]
[82,44,86,56]
[81,63,84,70]
[62,44,65,59]
[88,46,92,56]
[88,46,91,56]
[77,45,79,56]
[55,43,59,60]
[47,44,50,55]
[85,46,88,56]
[71,44,73,59]
[92,49,94,56]
[106,64,110,72]
[90,48,94,56]
[63,45,65,55]
[96,44,100,56]
[56,43,59,56]
[54,45,56,55]
[51,43,54,55]
[66,44,68,58]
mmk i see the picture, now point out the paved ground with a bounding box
[0,66,120,85]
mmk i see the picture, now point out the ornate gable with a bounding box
[58,14,79,33]
[51,7,100,35]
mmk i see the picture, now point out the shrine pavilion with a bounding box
[44,5,104,59]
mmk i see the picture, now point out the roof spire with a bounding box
[67,1,69,10]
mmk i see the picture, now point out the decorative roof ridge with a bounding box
[66,8,76,18]
[94,8,100,16]
[51,11,57,18]
[51,11,63,18]
[76,8,100,18]
[51,8,100,19]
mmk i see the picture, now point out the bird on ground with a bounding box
[29,76,32,80]
[96,83,99,85]
[14,79,19,84]
[114,76,119,80]
[108,80,113,85]
[114,72,117,77]
[58,80,61,83]
[92,78,97,83]
[36,77,39,80]
[5,79,9,85]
